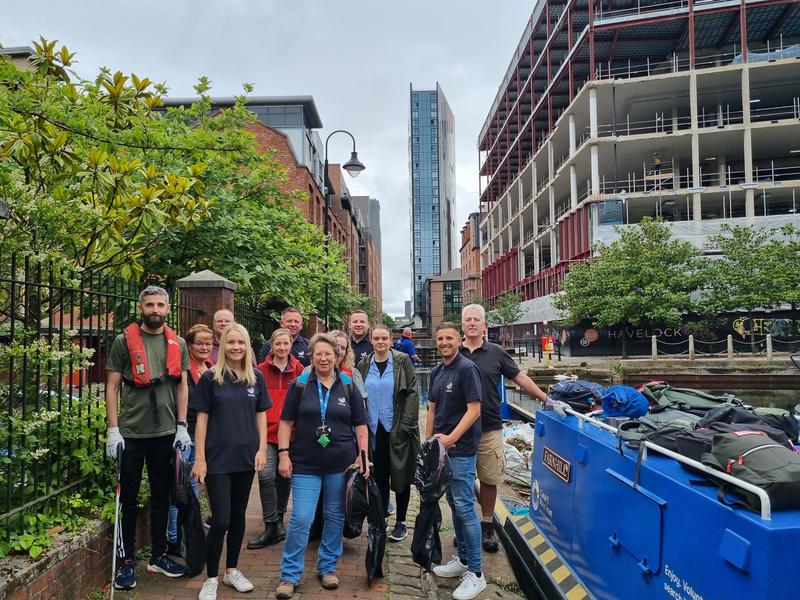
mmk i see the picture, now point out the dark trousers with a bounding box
[256,444,291,523]
[373,424,410,522]
[120,434,174,561]
[205,470,254,578]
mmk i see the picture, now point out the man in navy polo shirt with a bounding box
[460,303,548,552]
[426,322,486,600]
[349,310,373,364]
[259,307,310,366]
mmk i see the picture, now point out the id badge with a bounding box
[316,424,332,448]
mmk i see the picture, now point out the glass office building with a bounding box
[409,83,456,321]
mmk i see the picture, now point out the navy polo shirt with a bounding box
[460,341,520,432]
[351,335,374,365]
[259,335,310,366]
[281,369,368,475]
[429,354,482,457]
[192,369,272,474]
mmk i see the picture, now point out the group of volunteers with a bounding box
[105,286,546,600]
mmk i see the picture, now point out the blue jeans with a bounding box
[280,472,346,584]
[446,454,482,573]
[167,445,199,543]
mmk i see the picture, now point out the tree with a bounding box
[490,291,523,346]
[767,224,800,317]
[704,224,784,353]
[443,312,463,325]
[553,218,701,357]
[0,39,214,278]
[0,38,356,317]
[382,312,396,328]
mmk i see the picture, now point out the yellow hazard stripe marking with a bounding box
[494,499,510,523]
[518,521,535,535]
[493,496,589,599]
[566,585,588,600]
[552,565,571,584]
[539,548,557,564]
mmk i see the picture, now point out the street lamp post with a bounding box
[323,129,365,329]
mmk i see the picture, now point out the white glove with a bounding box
[106,427,125,459]
[173,424,192,450]
[543,396,569,417]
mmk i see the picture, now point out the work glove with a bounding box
[173,424,192,450]
[543,396,569,417]
[106,427,125,459]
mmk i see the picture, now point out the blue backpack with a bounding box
[549,379,606,413]
[601,385,649,418]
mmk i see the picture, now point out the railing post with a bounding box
[727,334,734,359]
[766,334,773,362]
[651,335,658,360]
[688,335,695,360]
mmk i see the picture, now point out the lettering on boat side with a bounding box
[542,447,571,483]
[664,564,705,600]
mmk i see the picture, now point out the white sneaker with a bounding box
[452,571,487,600]
[199,577,218,600]
[433,556,468,578]
[223,569,254,592]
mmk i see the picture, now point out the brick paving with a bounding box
[108,408,524,600]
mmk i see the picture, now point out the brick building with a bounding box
[460,212,482,306]
[426,268,462,334]
[161,96,383,315]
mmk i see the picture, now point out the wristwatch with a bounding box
[278,448,290,454]
[177,421,188,428]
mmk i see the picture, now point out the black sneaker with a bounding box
[481,521,499,553]
[166,541,183,557]
[146,553,187,577]
[114,559,136,589]
[388,522,407,542]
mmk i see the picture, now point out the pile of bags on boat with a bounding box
[548,379,800,513]
[501,421,536,487]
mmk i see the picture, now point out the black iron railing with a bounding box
[0,253,201,541]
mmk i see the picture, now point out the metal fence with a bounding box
[0,254,200,540]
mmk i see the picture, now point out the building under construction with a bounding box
[478,0,800,325]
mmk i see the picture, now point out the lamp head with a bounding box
[343,152,365,178]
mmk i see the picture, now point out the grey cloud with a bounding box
[3,0,533,315]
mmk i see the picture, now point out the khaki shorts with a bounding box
[476,428,506,485]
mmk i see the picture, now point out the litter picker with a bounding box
[110,446,123,599]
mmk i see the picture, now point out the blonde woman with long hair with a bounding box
[192,323,272,600]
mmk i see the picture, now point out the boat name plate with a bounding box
[542,446,571,483]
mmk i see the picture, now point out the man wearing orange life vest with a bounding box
[105,286,191,590]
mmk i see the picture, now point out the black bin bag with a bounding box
[411,438,452,571]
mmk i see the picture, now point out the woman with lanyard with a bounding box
[166,323,214,555]
[300,330,368,542]
[356,323,420,543]
[247,328,305,550]
[193,323,271,600]
[275,333,369,599]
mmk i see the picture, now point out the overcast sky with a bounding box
[4,1,533,315]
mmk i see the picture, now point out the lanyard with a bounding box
[316,376,335,425]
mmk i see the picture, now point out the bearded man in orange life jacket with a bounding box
[105,285,191,590]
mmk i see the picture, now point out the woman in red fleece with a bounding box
[247,328,304,549]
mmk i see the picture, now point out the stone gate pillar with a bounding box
[176,270,237,332]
